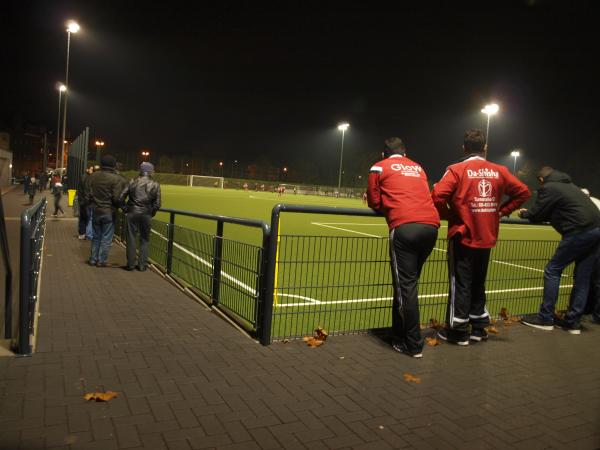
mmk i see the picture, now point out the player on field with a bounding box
[431,129,530,345]
[367,137,440,358]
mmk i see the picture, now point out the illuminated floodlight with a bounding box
[337,123,350,131]
[67,21,80,33]
[481,103,499,116]
[510,150,520,157]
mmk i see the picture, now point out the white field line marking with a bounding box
[150,229,257,296]
[277,293,321,304]
[277,284,573,307]
[311,222,381,238]
[315,222,548,231]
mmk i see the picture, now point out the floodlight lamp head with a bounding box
[58,84,67,92]
[67,21,80,33]
[482,103,499,115]
[337,123,350,131]
[511,150,520,157]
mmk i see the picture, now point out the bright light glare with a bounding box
[95,140,105,146]
[219,161,223,167]
[511,150,520,157]
[67,21,80,33]
[481,103,499,115]
[58,84,67,92]
[337,123,350,131]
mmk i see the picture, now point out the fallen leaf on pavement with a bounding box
[428,318,443,330]
[84,391,118,402]
[425,336,440,346]
[499,308,509,320]
[486,326,499,334]
[403,373,421,384]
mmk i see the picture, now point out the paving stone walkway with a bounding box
[0,189,599,449]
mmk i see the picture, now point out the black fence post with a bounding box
[258,204,282,345]
[0,193,12,339]
[166,211,175,274]
[254,224,271,338]
[211,221,224,306]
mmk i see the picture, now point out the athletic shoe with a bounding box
[137,265,147,272]
[391,341,423,358]
[521,314,554,331]
[78,234,86,240]
[553,318,581,335]
[121,265,135,271]
[470,328,489,342]
[437,329,469,346]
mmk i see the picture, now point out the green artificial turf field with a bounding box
[143,185,568,340]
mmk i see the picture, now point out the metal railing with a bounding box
[116,209,270,334]
[115,204,565,345]
[18,198,47,356]
[260,205,567,343]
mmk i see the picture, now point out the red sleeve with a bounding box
[499,170,531,217]
[367,171,382,211]
[431,169,457,220]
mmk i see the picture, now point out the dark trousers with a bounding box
[541,227,600,325]
[446,237,491,338]
[584,255,600,320]
[78,203,89,235]
[53,195,64,215]
[389,223,438,353]
[126,213,152,269]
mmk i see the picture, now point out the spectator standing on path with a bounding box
[581,188,600,324]
[119,162,161,272]
[27,175,37,204]
[51,182,65,216]
[23,172,29,194]
[432,129,530,345]
[86,155,128,267]
[77,167,93,239]
[367,137,440,358]
[518,169,600,334]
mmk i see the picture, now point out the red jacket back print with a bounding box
[431,155,530,248]
[367,154,440,230]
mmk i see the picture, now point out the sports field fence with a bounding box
[116,205,571,344]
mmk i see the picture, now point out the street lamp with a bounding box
[94,140,105,165]
[59,20,80,174]
[510,150,520,174]
[219,161,223,177]
[54,83,66,170]
[337,123,349,190]
[481,103,499,149]
[141,150,150,161]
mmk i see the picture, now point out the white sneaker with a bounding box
[78,235,86,240]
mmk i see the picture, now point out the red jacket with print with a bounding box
[367,154,440,230]
[431,155,530,248]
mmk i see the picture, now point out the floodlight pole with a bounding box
[337,123,349,191]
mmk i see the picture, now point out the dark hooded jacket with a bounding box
[521,170,600,237]
[86,167,128,215]
[119,174,161,216]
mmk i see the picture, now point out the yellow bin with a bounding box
[68,189,77,207]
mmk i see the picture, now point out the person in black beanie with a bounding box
[119,161,161,271]
[86,154,128,267]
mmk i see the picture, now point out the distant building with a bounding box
[0,132,13,188]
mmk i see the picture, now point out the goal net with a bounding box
[278,184,318,195]
[188,175,224,189]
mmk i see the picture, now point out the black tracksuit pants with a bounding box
[389,223,438,353]
[446,237,491,338]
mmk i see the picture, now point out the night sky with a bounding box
[2,0,599,189]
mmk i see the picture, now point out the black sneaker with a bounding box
[437,329,469,346]
[470,328,489,342]
[121,265,135,271]
[391,341,423,358]
[521,314,554,331]
[553,318,581,335]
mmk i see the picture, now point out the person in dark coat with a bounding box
[51,182,65,216]
[519,166,600,334]
[86,155,128,267]
[27,175,37,204]
[119,162,161,271]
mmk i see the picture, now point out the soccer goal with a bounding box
[279,183,318,195]
[188,175,224,189]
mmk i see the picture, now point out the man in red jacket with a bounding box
[431,129,530,345]
[368,137,440,358]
